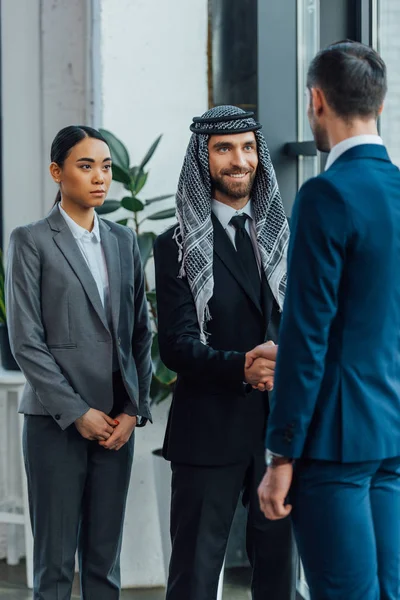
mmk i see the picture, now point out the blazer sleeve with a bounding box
[130,229,152,415]
[5,226,90,429]
[154,231,246,387]
[266,177,351,457]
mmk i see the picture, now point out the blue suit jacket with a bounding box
[266,144,400,462]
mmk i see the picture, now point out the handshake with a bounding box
[244,341,278,392]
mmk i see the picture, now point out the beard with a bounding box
[309,107,330,153]
[211,169,256,200]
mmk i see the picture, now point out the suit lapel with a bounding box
[99,219,121,336]
[212,213,263,315]
[47,206,110,333]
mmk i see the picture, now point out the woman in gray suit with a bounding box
[6,126,152,599]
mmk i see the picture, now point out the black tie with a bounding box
[230,214,261,299]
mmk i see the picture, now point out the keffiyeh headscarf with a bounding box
[174,105,289,343]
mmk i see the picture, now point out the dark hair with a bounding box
[307,40,387,120]
[51,125,108,205]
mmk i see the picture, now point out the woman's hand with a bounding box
[75,408,117,441]
[98,413,137,451]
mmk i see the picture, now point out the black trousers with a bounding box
[166,452,294,600]
[23,372,134,600]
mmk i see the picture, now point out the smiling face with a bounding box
[49,136,112,209]
[208,131,258,207]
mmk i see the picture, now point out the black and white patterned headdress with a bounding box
[174,105,289,343]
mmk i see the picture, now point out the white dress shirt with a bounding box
[211,198,261,272]
[59,204,111,315]
[325,134,384,171]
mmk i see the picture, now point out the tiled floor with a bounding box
[0,561,252,599]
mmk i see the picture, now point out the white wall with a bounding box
[99,0,209,236]
[41,0,91,212]
[1,0,92,250]
[99,0,208,587]
[1,0,42,249]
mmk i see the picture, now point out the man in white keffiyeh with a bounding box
[173,104,289,343]
[154,105,294,600]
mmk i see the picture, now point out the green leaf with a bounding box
[150,376,171,405]
[121,196,144,213]
[130,166,140,179]
[151,333,177,386]
[133,170,148,195]
[117,219,128,226]
[139,135,162,171]
[0,295,5,324]
[146,289,157,316]
[145,194,175,205]
[128,166,147,195]
[138,232,156,267]
[112,164,132,186]
[99,128,130,169]
[147,208,176,221]
[95,200,121,215]
[146,290,157,304]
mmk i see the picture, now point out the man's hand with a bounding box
[258,463,293,520]
[245,341,278,392]
[99,413,137,451]
[75,408,117,441]
[244,357,275,390]
[245,341,278,369]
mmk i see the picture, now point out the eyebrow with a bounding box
[76,157,112,163]
[212,140,256,149]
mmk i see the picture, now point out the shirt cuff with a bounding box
[265,448,284,461]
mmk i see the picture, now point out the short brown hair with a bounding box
[307,40,387,120]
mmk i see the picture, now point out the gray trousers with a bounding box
[23,414,134,600]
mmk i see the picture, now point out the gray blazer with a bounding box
[5,205,152,430]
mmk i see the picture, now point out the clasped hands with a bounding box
[75,408,137,451]
[244,341,278,392]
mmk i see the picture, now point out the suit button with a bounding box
[118,337,121,345]
[55,414,61,421]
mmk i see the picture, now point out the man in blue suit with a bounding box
[253,41,400,599]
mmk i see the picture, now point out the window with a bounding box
[376,0,400,166]
[297,0,320,187]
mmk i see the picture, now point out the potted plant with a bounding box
[97,129,176,579]
[0,249,19,370]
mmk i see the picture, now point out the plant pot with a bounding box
[0,323,19,370]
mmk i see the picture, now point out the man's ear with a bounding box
[310,87,325,117]
[49,162,62,184]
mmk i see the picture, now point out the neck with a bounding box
[327,117,379,150]
[213,190,250,210]
[60,199,95,231]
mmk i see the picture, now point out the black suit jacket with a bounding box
[154,215,280,466]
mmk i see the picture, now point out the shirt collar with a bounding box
[211,198,254,230]
[325,134,384,171]
[59,203,101,242]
